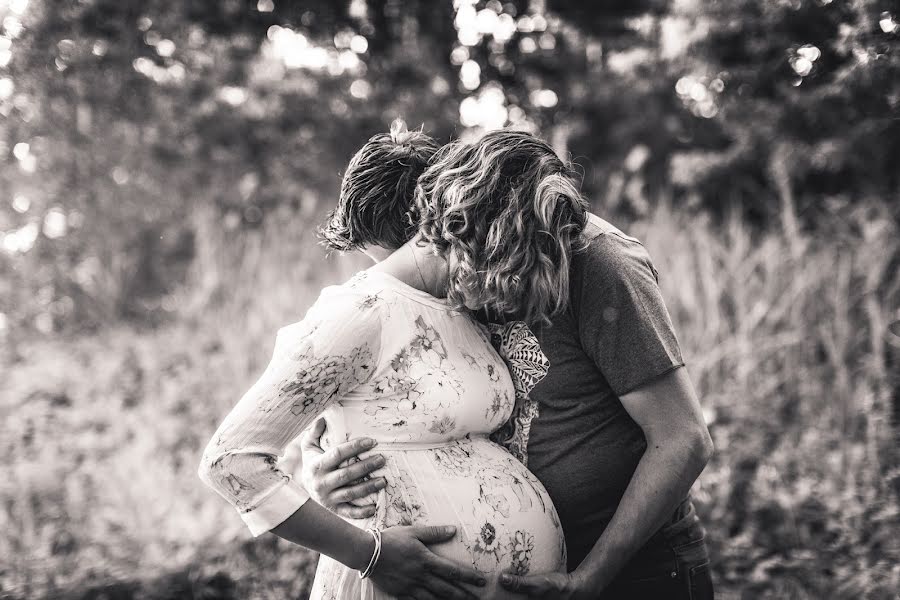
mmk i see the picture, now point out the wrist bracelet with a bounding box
[359,527,382,579]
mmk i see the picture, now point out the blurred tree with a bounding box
[0,0,897,335]
[0,0,460,332]
[453,0,898,221]
[671,0,900,226]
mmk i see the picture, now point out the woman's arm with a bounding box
[273,499,375,571]
[198,295,485,598]
[272,501,486,599]
[197,306,379,535]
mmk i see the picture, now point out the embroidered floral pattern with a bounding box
[345,271,369,288]
[430,442,476,477]
[509,530,535,575]
[224,473,252,497]
[280,344,374,418]
[482,491,511,519]
[365,314,464,434]
[357,293,380,309]
[411,315,448,359]
[475,521,501,554]
[461,351,480,369]
[380,460,428,528]
[427,415,456,434]
[484,389,508,421]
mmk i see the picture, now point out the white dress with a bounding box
[199,271,565,599]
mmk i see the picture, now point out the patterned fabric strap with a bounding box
[488,321,550,399]
[488,321,550,465]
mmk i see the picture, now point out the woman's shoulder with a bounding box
[276,273,387,340]
[318,271,388,304]
[314,269,372,294]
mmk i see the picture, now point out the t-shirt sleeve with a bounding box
[198,291,383,536]
[575,234,684,397]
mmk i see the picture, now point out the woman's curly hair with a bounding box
[319,121,440,252]
[412,130,589,325]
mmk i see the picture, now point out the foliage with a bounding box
[3,203,899,599]
[2,0,897,333]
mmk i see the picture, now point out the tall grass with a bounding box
[637,202,900,599]
[1,201,897,599]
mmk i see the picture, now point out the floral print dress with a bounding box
[199,270,565,599]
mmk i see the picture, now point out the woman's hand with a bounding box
[299,418,387,519]
[499,571,595,599]
[299,422,485,598]
[371,525,487,600]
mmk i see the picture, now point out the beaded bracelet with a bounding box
[359,527,382,579]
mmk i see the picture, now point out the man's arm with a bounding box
[566,232,715,589]
[498,229,712,598]
[572,366,713,589]
[500,367,712,598]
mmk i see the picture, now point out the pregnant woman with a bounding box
[198,126,585,599]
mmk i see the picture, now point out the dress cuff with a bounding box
[239,479,311,537]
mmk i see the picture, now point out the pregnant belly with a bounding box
[368,437,567,597]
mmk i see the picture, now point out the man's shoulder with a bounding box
[583,213,642,244]
[578,214,650,272]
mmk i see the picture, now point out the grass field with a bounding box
[2,202,898,599]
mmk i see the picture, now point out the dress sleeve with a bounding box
[198,291,383,536]
[575,234,684,397]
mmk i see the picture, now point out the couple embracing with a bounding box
[199,126,714,599]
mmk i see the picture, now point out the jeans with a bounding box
[601,497,714,600]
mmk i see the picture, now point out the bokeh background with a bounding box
[1,0,899,598]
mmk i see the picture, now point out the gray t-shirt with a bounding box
[525,214,685,569]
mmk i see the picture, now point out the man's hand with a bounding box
[499,571,592,600]
[299,418,387,519]
[372,525,487,600]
